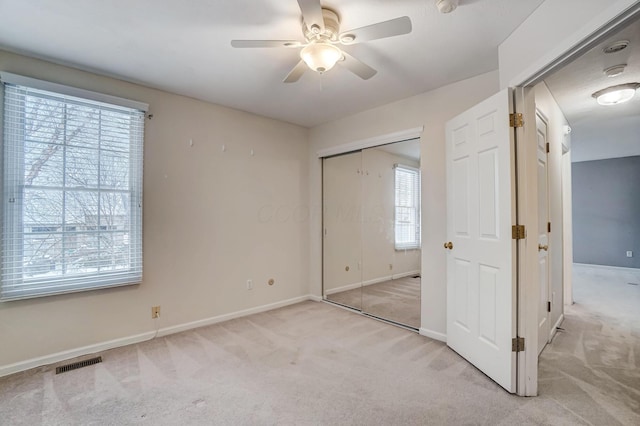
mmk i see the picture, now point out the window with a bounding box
[394,164,421,250]
[1,73,146,301]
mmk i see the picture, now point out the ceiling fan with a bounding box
[230,0,412,83]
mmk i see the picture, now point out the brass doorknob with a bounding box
[538,244,548,251]
[444,242,453,250]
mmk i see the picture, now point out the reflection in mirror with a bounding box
[361,139,421,328]
[322,138,421,329]
[322,152,362,310]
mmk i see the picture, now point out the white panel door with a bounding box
[446,89,516,393]
[536,113,550,355]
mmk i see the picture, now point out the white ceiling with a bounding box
[0,0,545,127]
[544,15,640,162]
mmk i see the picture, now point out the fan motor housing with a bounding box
[303,8,340,42]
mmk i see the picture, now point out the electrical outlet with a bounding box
[627,251,633,258]
[151,306,160,319]
[247,279,253,290]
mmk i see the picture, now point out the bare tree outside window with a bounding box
[2,79,144,300]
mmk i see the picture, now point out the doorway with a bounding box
[530,8,640,410]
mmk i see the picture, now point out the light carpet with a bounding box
[537,264,640,425]
[327,276,421,328]
[1,265,638,424]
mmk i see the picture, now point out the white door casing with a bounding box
[445,89,517,393]
[536,113,551,356]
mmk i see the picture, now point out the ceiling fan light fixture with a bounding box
[436,0,459,13]
[592,83,640,106]
[300,42,343,73]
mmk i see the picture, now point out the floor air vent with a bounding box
[55,356,102,374]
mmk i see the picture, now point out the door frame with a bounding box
[512,2,640,397]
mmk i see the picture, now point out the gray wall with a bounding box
[572,156,640,268]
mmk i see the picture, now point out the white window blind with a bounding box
[1,77,145,301]
[394,164,421,250]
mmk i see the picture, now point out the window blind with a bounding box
[394,164,421,250]
[1,79,144,301]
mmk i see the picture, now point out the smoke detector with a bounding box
[604,64,626,78]
[436,0,459,14]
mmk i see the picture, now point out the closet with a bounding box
[322,138,421,328]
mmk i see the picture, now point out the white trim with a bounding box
[0,294,314,378]
[156,295,311,337]
[324,270,420,295]
[419,328,446,342]
[325,282,362,295]
[316,127,423,158]
[0,72,149,112]
[573,262,640,273]
[308,294,323,302]
[0,331,154,378]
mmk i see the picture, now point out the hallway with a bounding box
[538,264,640,424]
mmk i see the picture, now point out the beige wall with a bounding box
[534,82,570,330]
[0,50,310,371]
[309,70,500,337]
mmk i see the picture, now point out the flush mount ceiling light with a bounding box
[300,42,343,73]
[436,0,459,13]
[592,83,640,105]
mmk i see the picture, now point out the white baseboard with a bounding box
[573,263,640,272]
[325,282,362,295]
[0,294,314,378]
[392,270,421,280]
[419,327,447,342]
[0,331,154,378]
[324,270,421,295]
[308,294,323,302]
[156,295,311,337]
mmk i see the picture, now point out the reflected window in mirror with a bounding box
[394,164,421,250]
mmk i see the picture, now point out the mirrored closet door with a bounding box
[322,139,421,329]
[323,151,362,310]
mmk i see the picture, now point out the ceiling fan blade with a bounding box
[297,0,325,33]
[339,16,412,45]
[339,51,377,80]
[283,60,307,83]
[231,40,303,48]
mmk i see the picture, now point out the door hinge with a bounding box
[547,222,551,233]
[512,337,525,352]
[512,225,525,240]
[546,142,550,153]
[509,113,524,128]
[547,301,551,313]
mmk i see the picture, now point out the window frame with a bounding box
[0,73,147,301]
